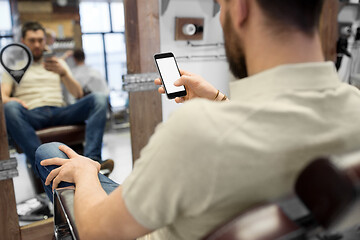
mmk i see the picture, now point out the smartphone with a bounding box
[154,52,187,99]
[43,51,55,60]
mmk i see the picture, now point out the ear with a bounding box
[21,38,25,44]
[236,0,248,26]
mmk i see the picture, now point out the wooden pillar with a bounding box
[319,0,339,62]
[124,0,162,163]
[0,1,21,239]
[0,92,21,240]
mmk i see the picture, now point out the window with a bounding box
[110,2,125,32]
[80,1,128,109]
[80,2,111,33]
[0,0,13,49]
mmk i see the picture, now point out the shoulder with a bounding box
[166,98,247,134]
[165,99,217,132]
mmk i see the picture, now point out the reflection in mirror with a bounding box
[0,43,32,83]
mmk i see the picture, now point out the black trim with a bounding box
[154,52,187,99]
[0,43,33,84]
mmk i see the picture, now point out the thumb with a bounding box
[174,75,186,86]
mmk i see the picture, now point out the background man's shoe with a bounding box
[100,159,114,177]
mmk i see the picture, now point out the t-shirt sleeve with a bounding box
[122,101,217,230]
[1,70,15,86]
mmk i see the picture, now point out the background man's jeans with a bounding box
[35,142,119,202]
[4,93,107,176]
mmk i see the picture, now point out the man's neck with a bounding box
[76,62,85,67]
[244,29,325,76]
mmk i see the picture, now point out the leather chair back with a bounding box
[202,203,304,240]
[295,152,360,232]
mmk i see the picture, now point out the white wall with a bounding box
[159,0,234,120]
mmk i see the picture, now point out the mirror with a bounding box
[0,43,32,84]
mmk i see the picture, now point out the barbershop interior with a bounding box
[1,0,360,239]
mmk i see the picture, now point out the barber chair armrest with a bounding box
[53,188,79,240]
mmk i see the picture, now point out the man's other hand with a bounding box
[43,57,67,77]
[7,98,28,109]
[41,145,101,191]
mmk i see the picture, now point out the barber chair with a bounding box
[295,152,360,237]
[203,152,360,240]
[15,124,85,194]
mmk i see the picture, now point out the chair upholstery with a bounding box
[202,203,304,240]
[15,124,86,154]
[295,153,360,232]
[36,125,86,147]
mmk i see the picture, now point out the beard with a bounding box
[223,14,248,79]
[33,54,42,62]
[31,48,44,62]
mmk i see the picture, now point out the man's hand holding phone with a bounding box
[154,52,228,103]
[155,70,218,103]
[155,69,219,103]
[154,52,187,99]
[43,52,67,77]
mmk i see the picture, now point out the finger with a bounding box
[158,87,165,94]
[52,175,62,190]
[44,66,57,72]
[175,97,185,104]
[59,145,78,158]
[179,69,192,76]
[45,167,61,186]
[41,157,68,166]
[174,75,189,86]
[17,100,28,109]
[154,78,162,86]
[21,101,28,109]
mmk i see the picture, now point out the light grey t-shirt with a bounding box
[122,62,360,240]
[72,65,109,95]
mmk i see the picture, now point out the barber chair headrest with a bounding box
[295,152,360,232]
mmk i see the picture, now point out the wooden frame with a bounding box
[124,0,162,163]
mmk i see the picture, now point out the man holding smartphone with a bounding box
[1,22,113,179]
[35,0,360,239]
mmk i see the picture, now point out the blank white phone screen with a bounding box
[156,57,185,94]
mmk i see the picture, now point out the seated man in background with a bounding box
[35,0,360,239]
[69,49,109,96]
[1,21,114,177]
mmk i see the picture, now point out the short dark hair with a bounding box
[73,49,86,62]
[21,21,46,38]
[256,0,324,35]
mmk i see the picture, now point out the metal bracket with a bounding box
[213,0,220,17]
[161,0,170,16]
[122,72,159,92]
[0,157,18,181]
